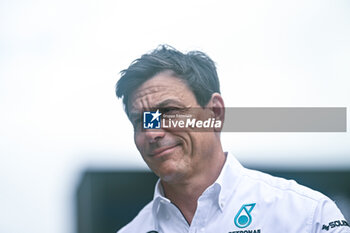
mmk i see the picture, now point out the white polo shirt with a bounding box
[117,153,350,233]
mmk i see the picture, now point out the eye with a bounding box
[162,107,180,114]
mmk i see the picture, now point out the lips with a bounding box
[150,144,179,157]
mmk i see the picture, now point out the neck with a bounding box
[161,150,226,225]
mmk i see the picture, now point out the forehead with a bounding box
[128,71,196,113]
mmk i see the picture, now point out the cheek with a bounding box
[174,132,191,154]
[190,132,212,152]
[134,132,145,153]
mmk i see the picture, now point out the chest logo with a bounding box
[234,203,256,228]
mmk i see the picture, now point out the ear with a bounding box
[207,93,225,132]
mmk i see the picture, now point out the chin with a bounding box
[149,155,186,182]
[156,165,177,180]
[157,165,186,183]
[160,172,180,183]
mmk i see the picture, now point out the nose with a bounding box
[144,129,165,143]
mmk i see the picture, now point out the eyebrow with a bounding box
[128,99,186,120]
[155,99,186,109]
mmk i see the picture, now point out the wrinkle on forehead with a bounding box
[131,85,185,111]
[128,74,196,113]
[133,85,179,101]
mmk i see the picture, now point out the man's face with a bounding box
[128,71,218,183]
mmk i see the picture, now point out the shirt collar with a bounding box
[214,152,243,211]
[152,152,243,216]
[152,179,170,218]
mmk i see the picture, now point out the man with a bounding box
[115,45,349,233]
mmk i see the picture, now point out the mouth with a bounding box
[150,144,180,158]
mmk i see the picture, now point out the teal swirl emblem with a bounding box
[234,203,256,228]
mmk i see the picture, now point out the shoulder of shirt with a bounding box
[116,201,155,233]
[240,166,329,203]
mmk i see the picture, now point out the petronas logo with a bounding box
[234,203,256,228]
